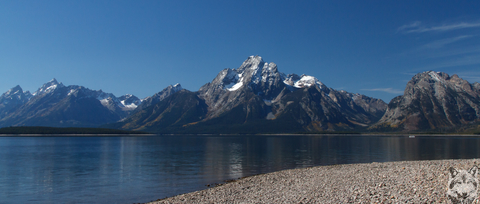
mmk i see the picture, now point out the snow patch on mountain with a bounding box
[220,56,327,93]
[223,56,284,92]
[294,75,323,88]
[100,98,110,106]
[227,80,244,91]
[351,93,360,101]
[121,101,138,109]
[0,85,30,106]
[427,71,446,83]
[171,83,183,92]
[119,94,141,110]
[5,85,22,96]
[261,62,279,83]
[283,74,324,89]
[33,78,64,96]
[67,89,76,96]
[238,55,264,71]
[250,62,265,84]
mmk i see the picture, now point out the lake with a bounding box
[1,135,480,203]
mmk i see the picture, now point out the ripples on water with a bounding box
[0,135,479,203]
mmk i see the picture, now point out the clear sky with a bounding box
[1,0,480,102]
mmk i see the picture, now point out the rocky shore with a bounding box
[149,159,480,203]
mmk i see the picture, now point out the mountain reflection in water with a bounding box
[0,135,479,204]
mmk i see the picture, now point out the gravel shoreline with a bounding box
[148,159,480,203]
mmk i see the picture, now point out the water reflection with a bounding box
[1,135,480,203]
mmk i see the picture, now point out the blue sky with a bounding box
[1,1,480,102]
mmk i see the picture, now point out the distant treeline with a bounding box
[0,126,148,135]
[2,126,478,135]
[296,131,362,135]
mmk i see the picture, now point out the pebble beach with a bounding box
[149,159,480,203]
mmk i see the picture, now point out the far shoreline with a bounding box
[2,132,480,137]
[0,126,150,135]
[0,133,156,137]
[155,133,480,137]
[2,126,480,136]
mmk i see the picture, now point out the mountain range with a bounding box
[1,56,479,133]
[0,79,148,127]
[371,71,480,132]
[106,56,388,133]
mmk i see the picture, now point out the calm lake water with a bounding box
[1,135,480,203]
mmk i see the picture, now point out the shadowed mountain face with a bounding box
[115,56,387,133]
[131,83,183,114]
[110,90,208,133]
[0,79,145,127]
[0,85,32,118]
[371,71,480,132]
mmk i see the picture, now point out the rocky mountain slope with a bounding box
[132,83,183,114]
[0,79,146,127]
[0,85,32,118]
[114,56,387,133]
[109,90,208,132]
[371,71,480,132]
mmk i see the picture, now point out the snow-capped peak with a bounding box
[283,74,324,89]
[171,83,183,92]
[4,85,23,96]
[295,75,323,88]
[216,56,326,93]
[238,55,265,72]
[33,78,64,96]
[222,56,271,91]
[0,85,33,105]
[426,71,447,83]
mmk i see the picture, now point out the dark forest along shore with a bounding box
[1,135,480,203]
